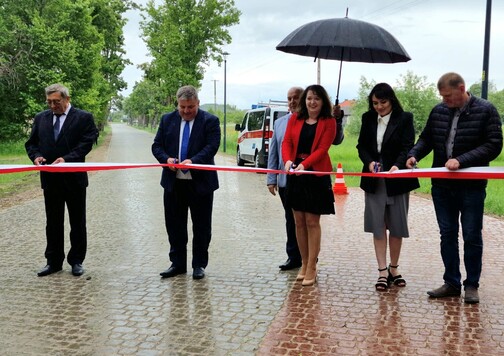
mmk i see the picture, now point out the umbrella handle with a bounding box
[335,50,343,105]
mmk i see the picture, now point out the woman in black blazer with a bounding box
[356,83,419,291]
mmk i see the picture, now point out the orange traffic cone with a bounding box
[333,162,348,195]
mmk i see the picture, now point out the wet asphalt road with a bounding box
[0,123,291,355]
[1,123,504,355]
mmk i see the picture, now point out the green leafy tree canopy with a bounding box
[346,71,440,136]
[0,0,132,141]
[127,0,240,127]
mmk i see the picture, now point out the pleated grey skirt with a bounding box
[364,178,410,238]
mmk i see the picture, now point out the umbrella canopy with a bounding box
[276,17,411,62]
[276,17,411,102]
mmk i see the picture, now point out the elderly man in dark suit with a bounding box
[25,83,98,277]
[152,85,221,280]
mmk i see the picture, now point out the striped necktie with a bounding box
[53,114,62,140]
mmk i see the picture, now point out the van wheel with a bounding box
[254,152,261,168]
[236,148,245,166]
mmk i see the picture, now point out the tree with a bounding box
[346,71,440,136]
[0,0,131,141]
[469,81,504,117]
[89,0,134,129]
[394,71,439,133]
[489,90,504,118]
[137,0,240,108]
[123,80,166,128]
[345,76,375,136]
[469,81,497,97]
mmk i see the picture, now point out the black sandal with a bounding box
[388,264,406,287]
[375,267,389,291]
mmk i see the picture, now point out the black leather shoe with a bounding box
[279,259,302,271]
[427,283,461,298]
[464,286,480,304]
[160,265,186,278]
[37,265,62,277]
[71,264,84,277]
[192,267,205,280]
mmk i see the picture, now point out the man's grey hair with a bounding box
[176,85,199,101]
[45,83,70,98]
[437,72,465,90]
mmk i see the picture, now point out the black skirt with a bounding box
[286,173,335,215]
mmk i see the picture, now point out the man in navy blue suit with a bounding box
[152,85,221,280]
[25,83,98,277]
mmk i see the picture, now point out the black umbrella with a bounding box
[276,16,411,104]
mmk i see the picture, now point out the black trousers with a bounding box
[163,179,213,269]
[43,185,87,266]
[279,187,301,263]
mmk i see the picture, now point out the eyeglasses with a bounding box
[46,99,63,106]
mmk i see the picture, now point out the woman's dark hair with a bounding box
[367,83,403,113]
[296,84,333,119]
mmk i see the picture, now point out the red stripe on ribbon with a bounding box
[1,163,504,179]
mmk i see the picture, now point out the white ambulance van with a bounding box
[234,105,289,168]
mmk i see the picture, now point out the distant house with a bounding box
[339,99,356,126]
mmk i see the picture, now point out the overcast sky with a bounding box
[122,0,504,109]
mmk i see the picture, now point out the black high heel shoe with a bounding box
[388,264,406,287]
[375,267,389,291]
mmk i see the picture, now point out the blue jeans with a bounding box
[431,185,486,289]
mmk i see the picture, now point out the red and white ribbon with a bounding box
[1,162,504,179]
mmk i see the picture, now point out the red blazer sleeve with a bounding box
[281,112,298,165]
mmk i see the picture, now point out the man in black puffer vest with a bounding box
[406,72,502,304]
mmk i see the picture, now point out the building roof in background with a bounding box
[340,99,356,108]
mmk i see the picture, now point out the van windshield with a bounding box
[248,111,265,131]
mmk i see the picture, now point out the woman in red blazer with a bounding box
[282,84,336,286]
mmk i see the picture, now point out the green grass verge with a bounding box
[0,125,112,201]
[0,141,40,198]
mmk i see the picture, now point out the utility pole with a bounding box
[223,52,230,152]
[481,0,492,99]
[211,79,218,112]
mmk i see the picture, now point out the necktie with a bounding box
[53,114,62,140]
[180,121,190,173]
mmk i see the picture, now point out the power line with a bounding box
[359,0,433,21]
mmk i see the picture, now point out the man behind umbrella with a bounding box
[406,72,502,304]
[267,87,304,270]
